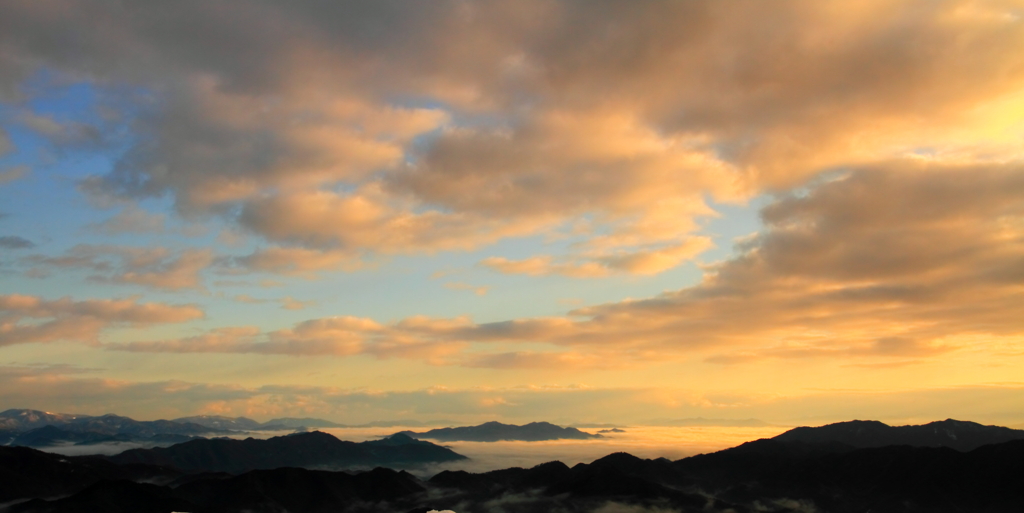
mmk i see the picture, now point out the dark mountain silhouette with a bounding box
[8,467,428,513]
[645,417,770,427]
[598,428,626,433]
[106,431,466,473]
[771,418,1024,451]
[10,425,201,448]
[10,479,198,513]
[671,438,1024,512]
[0,445,180,503]
[172,415,264,431]
[6,418,1024,512]
[173,466,425,512]
[398,421,603,442]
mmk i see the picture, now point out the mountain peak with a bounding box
[398,421,603,442]
[773,418,1024,451]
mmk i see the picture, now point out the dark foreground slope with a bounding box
[6,427,1024,512]
[9,467,425,513]
[673,438,1024,512]
[398,421,602,442]
[0,445,181,503]
[106,431,465,473]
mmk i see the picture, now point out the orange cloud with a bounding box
[0,294,203,347]
[105,162,1024,368]
[7,0,1019,277]
[481,238,713,277]
[443,282,489,296]
[25,245,214,291]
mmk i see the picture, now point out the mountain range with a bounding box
[397,421,604,442]
[0,409,219,437]
[773,418,1024,451]
[645,417,771,427]
[0,409,227,449]
[107,431,467,473]
[2,418,1023,512]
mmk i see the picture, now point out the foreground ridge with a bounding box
[3,419,1024,512]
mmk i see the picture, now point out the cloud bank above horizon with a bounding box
[1,0,1023,425]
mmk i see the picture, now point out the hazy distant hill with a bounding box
[0,409,93,431]
[398,421,603,442]
[261,417,347,428]
[107,431,466,473]
[772,418,1024,451]
[0,409,222,437]
[10,425,201,448]
[262,417,462,428]
[172,415,264,431]
[645,417,770,427]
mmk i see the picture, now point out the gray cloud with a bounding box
[0,165,28,185]
[0,235,34,249]
[26,244,213,291]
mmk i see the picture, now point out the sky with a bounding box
[1,0,1023,427]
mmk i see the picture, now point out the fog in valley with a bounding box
[34,424,790,474]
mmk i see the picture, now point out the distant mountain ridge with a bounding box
[9,425,200,448]
[2,408,462,434]
[772,418,1024,451]
[1,409,221,437]
[645,417,770,427]
[5,428,1024,512]
[398,421,603,442]
[107,431,467,473]
[171,415,265,431]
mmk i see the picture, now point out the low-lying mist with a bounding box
[34,440,182,456]
[321,425,789,476]
[34,425,789,475]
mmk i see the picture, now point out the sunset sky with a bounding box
[1,0,1023,426]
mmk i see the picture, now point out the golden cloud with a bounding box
[104,162,1024,368]
[6,0,1020,276]
[0,294,204,347]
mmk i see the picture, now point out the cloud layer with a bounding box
[4,0,1022,275]
[1,0,1023,425]
[103,162,1024,370]
[0,294,203,347]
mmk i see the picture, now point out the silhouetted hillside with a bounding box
[0,445,180,503]
[106,431,466,473]
[6,419,1024,512]
[771,418,1024,451]
[398,421,602,442]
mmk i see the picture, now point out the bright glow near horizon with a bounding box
[1,0,1023,429]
